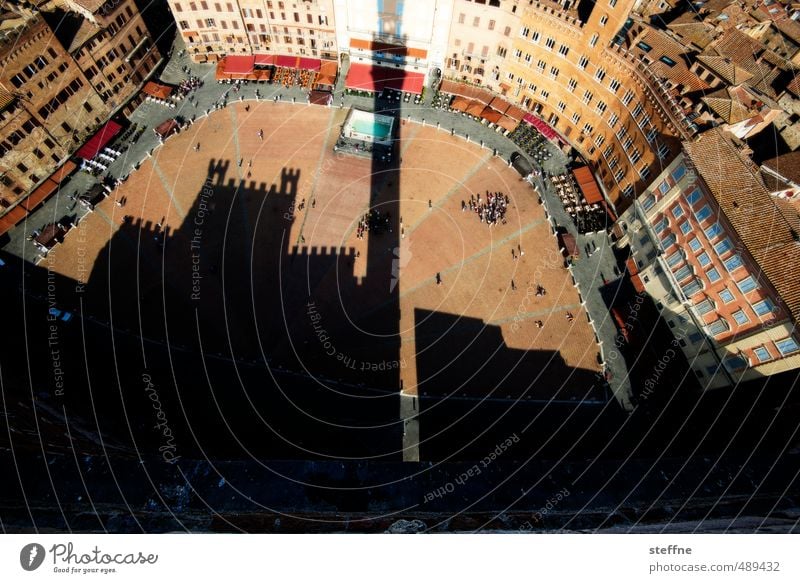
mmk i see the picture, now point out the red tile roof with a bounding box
[684,129,800,323]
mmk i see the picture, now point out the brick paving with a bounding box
[4,34,626,409]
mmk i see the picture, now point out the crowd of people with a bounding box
[177,75,203,96]
[462,191,510,226]
[356,209,392,239]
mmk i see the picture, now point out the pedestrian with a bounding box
[258,129,263,141]
[311,199,316,209]
[194,143,200,152]
[436,272,442,286]
[428,199,432,209]
[511,280,516,291]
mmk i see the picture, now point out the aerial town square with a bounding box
[1,0,799,534]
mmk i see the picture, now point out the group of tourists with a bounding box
[356,209,391,239]
[462,191,510,226]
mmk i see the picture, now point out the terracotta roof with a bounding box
[775,18,800,44]
[627,26,708,91]
[709,29,787,97]
[684,128,800,324]
[667,20,717,49]
[701,84,778,124]
[695,54,754,85]
[762,151,800,186]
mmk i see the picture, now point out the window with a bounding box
[558,44,569,57]
[671,165,686,182]
[695,299,714,315]
[567,78,577,92]
[724,355,748,371]
[732,310,749,325]
[697,252,710,267]
[599,15,608,26]
[460,13,466,24]
[696,205,712,223]
[595,68,606,82]
[609,78,621,92]
[608,112,619,127]
[737,276,757,293]
[666,250,683,267]
[660,56,677,67]
[610,0,618,6]
[688,238,702,252]
[671,205,684,219]
[661,233,677,249]
[519,24,528,36]
[683,279,703,297]
[776,337,799,356]
[206,18,215,27]
[549,66,559,79]
[714,238,733,256]
[754,346,771,362]
[752,298,775,317]
[473,16,480,27]
[578,56,589,69]
[674,265,693,281]
[622,89,634,106]
[707,318,729,336]
[596,101,607,115]
[582,90,593,105]
[689,332,704,344]
[488,20,496,30]
[557,100,566,112]
[589,33,599,47]
[686,188,701,205]
[545,37,555,50]
[642,195,656,212]
[719,288,734,303]
[704,222,723,240]
[706,268,721,283]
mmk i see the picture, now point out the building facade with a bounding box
[58,0,164,115]
[616,128,800,389]
[171,0,338,62]
[0,12,109,206]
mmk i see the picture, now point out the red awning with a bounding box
[154,119,179,138]
[345,63,425,94]
[276,55,298,68]
[523,113,558,141]
[76,120,122,160]
[297,57,321,71]
[224,55,255,74]
[142,81,172,99]
[254,54,276,66]
[49,160,77,184]
[480,107,503,123]
[572,166,603,204]
[20,181,57,212]
[309,90,332,106]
